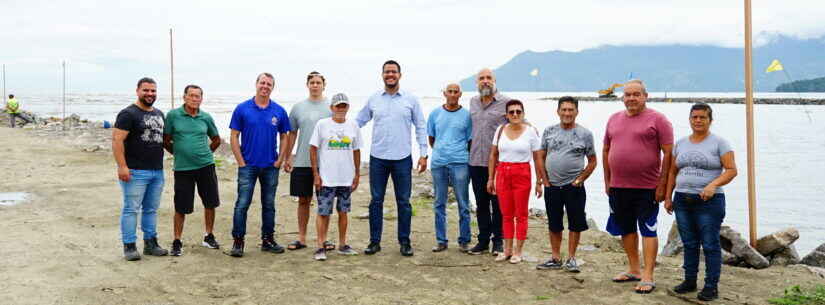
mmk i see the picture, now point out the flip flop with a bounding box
[287,240,307,250]
[612,272,642,283]
[635,282,656,294]
[323,241,336,251]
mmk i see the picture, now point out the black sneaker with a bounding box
[230,238,244,257]
[364,242,381,255]
[400,243,414,257]
[123,243,141,261]
[202,233,220,249]
[536,258,562,270]
[491,241,504,256]
[697,287,718,301]
[171,239,183,256]
[458,243,470,253]
[261,236,285,254]
[143,237,169,256]
[467,242,489,255]
[673,280,697,294]
[432,243,448,252]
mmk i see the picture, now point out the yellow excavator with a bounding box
[598,83,624,98]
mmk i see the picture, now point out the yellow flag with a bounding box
[529,68,539,77]
[765,59,784,73]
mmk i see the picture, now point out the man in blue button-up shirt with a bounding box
[356,60,428,257]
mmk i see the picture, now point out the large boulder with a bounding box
[770,245,801,266]
[756,228,800,256]
[661,220,683,257]
[722,249,739,265]
[719,226,769,269]
[801,243,825,268]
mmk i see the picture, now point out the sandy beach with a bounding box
[0,124,822,305]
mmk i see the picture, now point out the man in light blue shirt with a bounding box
[427,83,472,253]
[356,60,428,257]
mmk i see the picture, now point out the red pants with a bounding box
[495,162,531,241]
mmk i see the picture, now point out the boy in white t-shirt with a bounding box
[309,93,362,261]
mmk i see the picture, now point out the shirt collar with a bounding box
[179,106,202,117]
[382,90,403,97]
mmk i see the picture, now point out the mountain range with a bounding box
[460,35,825,92]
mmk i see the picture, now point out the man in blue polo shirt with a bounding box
[228,72,292,257]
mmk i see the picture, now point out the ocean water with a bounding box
[17,91,825,254]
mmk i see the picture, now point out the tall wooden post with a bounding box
[743,0,758,247]
[170,28,175,109]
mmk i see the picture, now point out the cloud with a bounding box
[1,0,824,94]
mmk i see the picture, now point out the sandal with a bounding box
[323,241,336,251]
[612,272,642,283]
[635,282,656,294]
[494,253,511,262]
[509,255,522,264]
[287,240,307,251]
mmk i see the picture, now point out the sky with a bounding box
[2,0,825,97]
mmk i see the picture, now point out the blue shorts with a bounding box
[316,186,352,216]
[606,188,659,237]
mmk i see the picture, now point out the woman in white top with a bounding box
[487,99,545,263]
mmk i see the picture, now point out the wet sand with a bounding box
[0,126,821,305]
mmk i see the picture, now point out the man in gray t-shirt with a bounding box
[284,72,333,251]
[536,96,597,273]
[542,124,596,186]
[672,134,732,194]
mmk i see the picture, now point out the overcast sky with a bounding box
[2,0,825,96]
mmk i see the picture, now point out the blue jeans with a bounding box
[431,163,472,245]
[232,166,279,239]
[674,192,726,289]
[119,169,165,244]
[369,155,413,244]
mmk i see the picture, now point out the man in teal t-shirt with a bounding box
[427,83,473,253]
[162,85,222,256]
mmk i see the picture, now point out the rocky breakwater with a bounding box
[662,223,825,278]
[661,223,806,269]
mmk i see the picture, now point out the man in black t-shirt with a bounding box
[112,77,169,261]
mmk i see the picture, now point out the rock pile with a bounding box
[661,223,805,269]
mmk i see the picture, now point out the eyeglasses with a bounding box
[507,110,523,115]
[446,90,460,94]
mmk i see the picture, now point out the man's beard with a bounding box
[478,85,495,97]
[384,80,398,89]
[139,96,155,107]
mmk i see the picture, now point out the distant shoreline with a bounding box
[539,96,825,105]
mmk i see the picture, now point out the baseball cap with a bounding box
[331,93,349,106]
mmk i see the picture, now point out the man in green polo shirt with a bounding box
[6,94,31,128]
[163,85,222,256]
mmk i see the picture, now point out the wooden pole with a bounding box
[170,28,175,109]
[2,64,6,106]
[744,0,758,247]
[62,61,67,131]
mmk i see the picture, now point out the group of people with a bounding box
[111,60,736,301]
